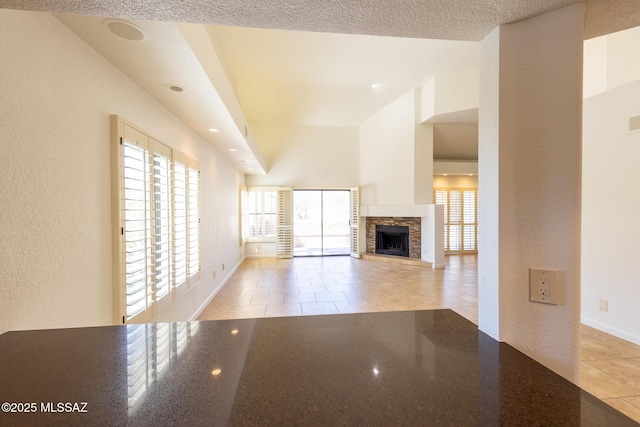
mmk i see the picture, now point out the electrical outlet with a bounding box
[599,299,608,312]
[222,263,225,271]
[538,275,550,296]
[529,268,558,305]
[213,271,216,279]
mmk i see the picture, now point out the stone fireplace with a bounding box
[376,225,410,257]
[366,217,421,259]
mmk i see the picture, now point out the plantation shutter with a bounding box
[435,190,448,252]
[172,152,188,298]
[463,190,477,251]
[151,140,172,312]
[434,188,478,254]
[349,187,360,258]
[114,117,202,324]
[187,158,200,286]
[449,191,462,252]
[121,124,154,323]
[276,188,293,258]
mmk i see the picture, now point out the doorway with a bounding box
[293,190,351,256]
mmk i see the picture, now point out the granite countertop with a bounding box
[0,309,637,426]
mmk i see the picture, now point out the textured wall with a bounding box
[0,10,243,333]
[478,4,584,381]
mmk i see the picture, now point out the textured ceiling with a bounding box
[3,0,639,168]
[2,0,640,41]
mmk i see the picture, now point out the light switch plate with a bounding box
[529,268,558,305]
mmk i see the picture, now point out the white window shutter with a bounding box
[276,188,293,258]
[114,117,202,324]
[350,187,360,258]
[151,139,172,313]
[434,188,478,254]
[187,158,200,286]
[172,155,188,298]
[121,128,154,323]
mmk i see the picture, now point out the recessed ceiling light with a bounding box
[248,168,253,171]
[371,83,383,89]
[229,148,237,152]
[208,128,219,133]
[167,84,184,93]
[468,174,474,176]
[443,173,449,176]
[103,19,147,42]
[211,368,222,376]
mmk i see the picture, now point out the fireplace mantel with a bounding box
[360,204,431,218]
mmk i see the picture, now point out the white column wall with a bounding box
[478,4,584,380]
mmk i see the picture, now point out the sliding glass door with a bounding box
[293,190,350,256]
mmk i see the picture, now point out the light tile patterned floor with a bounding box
[198,254,640,423]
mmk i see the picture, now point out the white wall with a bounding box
[583,36,608,99]
[606,26,640,91]
[479,4,584,381]
[245,124,359,188]
[584,25,640,99]
[420,66,479,122]
[433,175,478,188]
[0,10,244,333]
[582,79,640,344]
[360,90,416,206]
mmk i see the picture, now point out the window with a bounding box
[187,160,200,282]
[172,158,187,293]
[113,117,200,324]
[152,144,173,312]
[121,140,152,319]
[435,188,478,254]
[247,189,277,238]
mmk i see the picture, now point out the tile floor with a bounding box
[198,254,640,423]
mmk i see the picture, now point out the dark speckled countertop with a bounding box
[0,309,637,426]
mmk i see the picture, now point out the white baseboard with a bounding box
[581,316,640,346]
[190,257,244,322]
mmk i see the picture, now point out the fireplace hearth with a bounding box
[375,225,410,257]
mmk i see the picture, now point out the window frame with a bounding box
[434,187,479,254]
[111,116,201,324]
[246,187,278,242]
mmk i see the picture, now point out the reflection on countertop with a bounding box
[0,309,637,426]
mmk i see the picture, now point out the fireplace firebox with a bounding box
[375,225,410,257]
